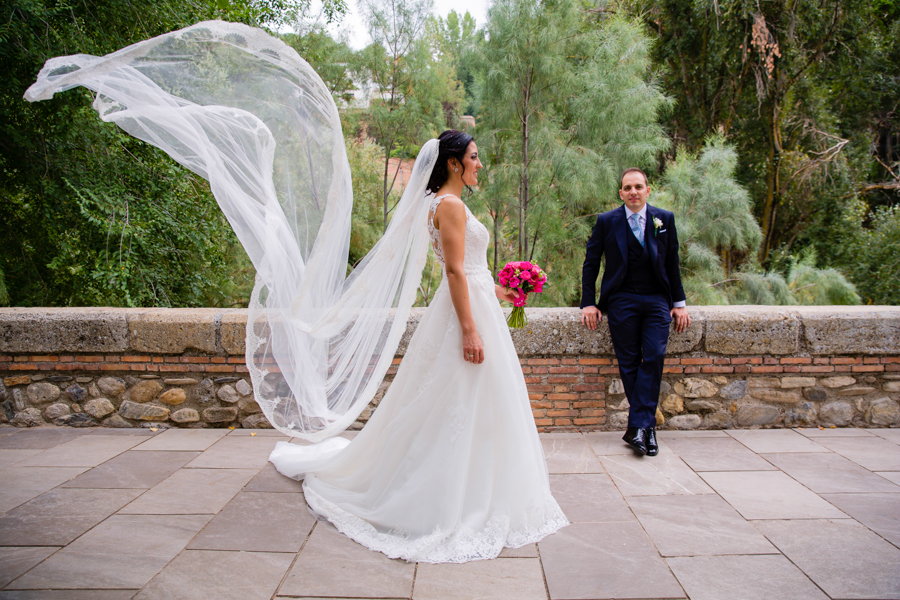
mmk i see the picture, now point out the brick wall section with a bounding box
[2,306,900,430]
[0,355,250,373]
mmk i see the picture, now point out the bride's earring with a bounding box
[454,167,458,172]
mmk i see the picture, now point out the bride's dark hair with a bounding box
[425,130,474,195]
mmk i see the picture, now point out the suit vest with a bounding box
[619,220,666,296]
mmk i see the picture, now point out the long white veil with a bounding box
[25,21,437,441]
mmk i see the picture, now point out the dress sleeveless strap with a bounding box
[429,193,453,215]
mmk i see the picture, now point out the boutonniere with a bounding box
[653,217,663,237]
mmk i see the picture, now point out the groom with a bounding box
[580,168,691,456]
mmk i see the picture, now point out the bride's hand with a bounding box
[495,285,518,303]
[462,328,484,364]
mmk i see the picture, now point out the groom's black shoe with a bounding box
[646,427,659,456]
[624,427,649,455]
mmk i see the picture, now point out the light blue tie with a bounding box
[629,213,645,247]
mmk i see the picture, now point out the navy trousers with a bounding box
[606,292,672,429]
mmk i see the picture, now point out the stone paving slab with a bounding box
[794,427,876,437]
[756,519,900,599]
[877,470,900,486]
[541,433,604,474]
[1,427,899,600]
[867,428,900,444]
[656,429,730,437]
[819,492,900,547]
[662,437,778,471]
[539,521,686,599]
[187,491,315,552]
[666,555,829,600]
[726,429,831,453]
[414,558,547,599]
[0,487,141,546]
[814,436,900,471]
[61,450,199,489]
[599,449,714,496]
[498,543,538,558]
[0,451,42,470]
[134,550,294,600]
[0,429,88,450]
[0,592,137,600]
[583,431,635,456]
[185,434,288,470]
[626,494,776,557]
[243,462,305,493]
[761,452,900,494]
[549,473,635,523]
[7,514,211,590]
[0,466,89,513]
[0,548,58,589]
[279,521,415,598]
[87,428,160,437]
[118,467,256,515]
[699,471,848,520]
[17,435,144,468]
[131,428,229,452]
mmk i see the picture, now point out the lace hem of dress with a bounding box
[302,483,569,564]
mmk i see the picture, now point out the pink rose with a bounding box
[520,271,532,281]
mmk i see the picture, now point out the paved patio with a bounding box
[0,426,898,600]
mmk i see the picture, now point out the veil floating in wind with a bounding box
[25,21,437,441]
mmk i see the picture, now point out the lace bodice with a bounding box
[427,194,491,274]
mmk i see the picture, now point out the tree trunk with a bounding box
[493,208,500,273]
[760,97,782,262]
[519,100,530,258]
[383,147,391,231]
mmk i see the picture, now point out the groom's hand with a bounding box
[581,306,601,330]
[671,307,691,333]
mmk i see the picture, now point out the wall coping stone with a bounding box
[3,306,899,356]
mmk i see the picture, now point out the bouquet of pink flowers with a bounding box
[497,261,548,329]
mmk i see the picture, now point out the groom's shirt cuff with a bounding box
[673,301,686,308]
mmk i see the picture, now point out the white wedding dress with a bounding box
[270,194,569,563]
[23,20,567,564]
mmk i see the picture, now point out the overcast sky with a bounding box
[320,0,489,49]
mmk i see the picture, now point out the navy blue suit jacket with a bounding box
[580,204,686,312]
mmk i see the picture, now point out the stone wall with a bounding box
[1,306,899,431]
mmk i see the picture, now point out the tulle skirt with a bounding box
[269,268,568,563]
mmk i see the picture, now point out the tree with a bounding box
[655,136,859,305]
[654,136,762,304]
[214,0,347,28]
[625,0,899,270]
[844,205,900,304]
[473,1,670,305]
[358,0,463,230]
[282,30,358,106]
[0,0,347,307]
[425,10,481,116]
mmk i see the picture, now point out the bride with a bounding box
[270,129,568,562]
[25,20,567,563]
